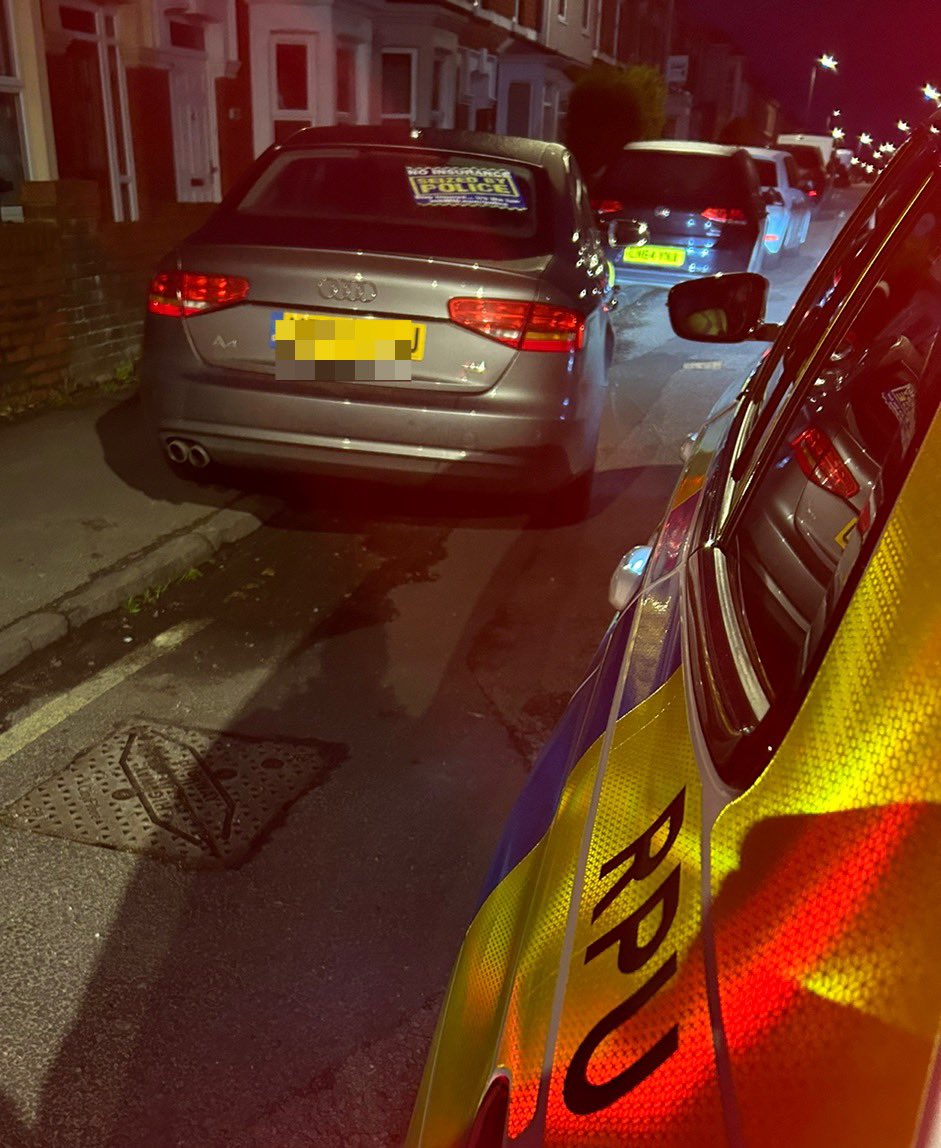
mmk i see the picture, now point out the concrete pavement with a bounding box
[0,389,281,677]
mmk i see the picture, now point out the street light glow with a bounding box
[831,127,845,140]
[806,54,839,127]
[923,82,941,103]
[859,132,873,146]
[897,120,911,132]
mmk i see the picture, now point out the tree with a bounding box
[716,115,767,147]
[563,63,666,183]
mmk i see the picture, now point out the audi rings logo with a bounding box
[317,277,378,303]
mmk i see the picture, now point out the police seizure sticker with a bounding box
[406,166,526,210]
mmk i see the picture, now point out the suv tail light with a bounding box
[448,298,585,353]
[590,197,624,216]
[791,427,860,499]
[701,207,748,225]
[148,271,250,317]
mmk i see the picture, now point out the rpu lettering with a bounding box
[563,787,686,1116]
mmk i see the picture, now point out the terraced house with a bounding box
[1,0,676,222]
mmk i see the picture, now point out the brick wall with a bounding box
[0,180,213,418]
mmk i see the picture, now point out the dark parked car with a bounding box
[141,127,615,514]
[406,119,941,1147]
[593,140,768,288]
[776,141,830,207]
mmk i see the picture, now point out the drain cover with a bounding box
[0,721,344,868]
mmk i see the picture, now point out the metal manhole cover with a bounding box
[0,721,345,868]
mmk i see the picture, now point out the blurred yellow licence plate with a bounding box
[274,313,426,360]
[622,245,685,267]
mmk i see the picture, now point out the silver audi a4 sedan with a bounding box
[141,126,615,513]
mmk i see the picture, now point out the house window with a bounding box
[336,43,357,119]
[581,0,590,31]
[51,2,138,221]
[506,81,531,137]
[542,83,558,140]
[59,5,96,34]
[169,19,205,52]
[0,0,13,76]
[276,42,308,110]
[271,36,315,142]
[558,0,567,22]
[0,90,24,217]
[430,54,452,127]
[381,50,415,122]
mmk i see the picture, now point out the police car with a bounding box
[405,115,941,1147]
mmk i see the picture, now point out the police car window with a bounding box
[730,153,936,484]
[710,181,941,786]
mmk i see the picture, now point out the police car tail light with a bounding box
[791,426,860,498]
[701,206,748,225]
[148,271,250,317]
[449,298,585,353]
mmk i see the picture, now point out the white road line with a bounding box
[0,619,210,765]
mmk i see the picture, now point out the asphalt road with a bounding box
[0,191,859,1148]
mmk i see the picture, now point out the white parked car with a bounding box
[746,146,813,266]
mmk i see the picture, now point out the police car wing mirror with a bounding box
[608,218,648,248]
[668,272,770,343]
[609,545,653,612]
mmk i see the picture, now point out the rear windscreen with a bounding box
[209,147,554,261]
[780,145,824,171]
[753,159,778,187]
[599,151,750,208]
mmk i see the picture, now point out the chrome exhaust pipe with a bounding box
[166,438,190,465]
[188,443,211,469]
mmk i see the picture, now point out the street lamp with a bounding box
[859,131,873,147]
[832,127,845,141]
[923,82,941,105]
[897,120,911,133]
[806,54,838,126]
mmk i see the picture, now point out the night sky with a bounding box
[681,0,939,149]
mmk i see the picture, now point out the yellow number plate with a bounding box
[272,312,426,361]
[622,245,686,267]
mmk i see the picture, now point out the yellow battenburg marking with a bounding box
[546,677,725,1145]
[709,412,941,1147]
[406,674,727,1147]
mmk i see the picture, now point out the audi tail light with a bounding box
[148,271,250,317]
[448,298,585,353]
[791,426,860,499]
[701,207,748,225]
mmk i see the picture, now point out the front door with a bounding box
[169,59,219,203]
